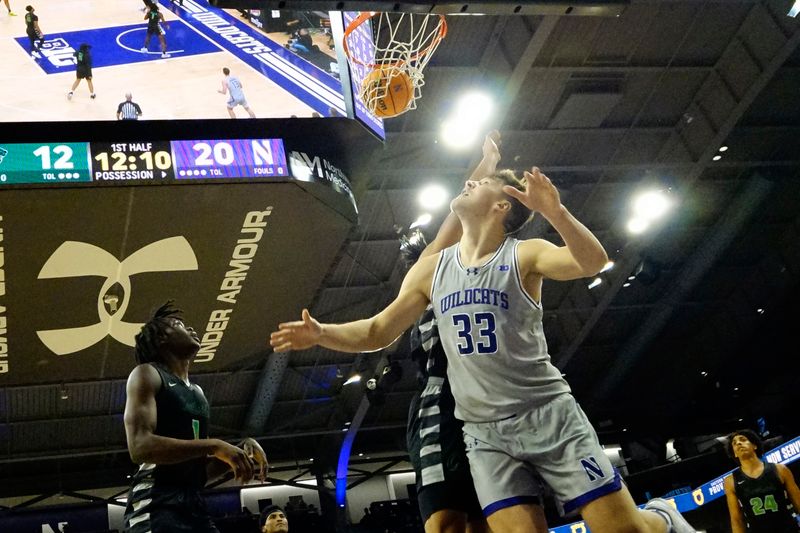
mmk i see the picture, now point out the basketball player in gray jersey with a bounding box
[271,147,696,533]
[219,67,256,119]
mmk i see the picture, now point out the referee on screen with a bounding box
[117,92,143,120]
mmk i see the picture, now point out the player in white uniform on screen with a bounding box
[218,67,256,119]
[271,133,697,533]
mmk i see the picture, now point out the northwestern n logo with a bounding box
[36,237,198,355]
[580,457,606,482]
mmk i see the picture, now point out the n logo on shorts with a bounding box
[580,457,605,482]
[36,237,198,355]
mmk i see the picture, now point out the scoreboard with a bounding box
[0,138,288,185]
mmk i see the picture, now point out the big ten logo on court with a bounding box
[36,237,198,355]
[37,38,77,67]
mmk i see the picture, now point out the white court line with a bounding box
[116,27,185,55]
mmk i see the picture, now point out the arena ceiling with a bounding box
[1,0,799,509]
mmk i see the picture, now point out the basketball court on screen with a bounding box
[0,0,347,121]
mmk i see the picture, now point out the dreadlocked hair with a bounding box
[490,169,533,235]
[399,228,429,270]
[134,301,183,365]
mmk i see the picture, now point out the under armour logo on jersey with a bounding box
[36,237,198,355]
[498,264,510,271]
[466,267,480,276]
[580,457,606,482]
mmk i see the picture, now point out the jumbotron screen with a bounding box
[1,0,385,139]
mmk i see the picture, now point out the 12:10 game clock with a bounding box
[90,141,175,181]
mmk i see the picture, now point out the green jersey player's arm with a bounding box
[270,254,437,354]
[723,474,747,533]
[778,463,800,514]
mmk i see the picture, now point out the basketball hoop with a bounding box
[343,12,447,118]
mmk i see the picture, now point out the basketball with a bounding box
[360,68,414,118]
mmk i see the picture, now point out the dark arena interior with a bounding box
[1,0,799,532]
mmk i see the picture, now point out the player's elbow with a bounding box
[579,249,609,277]
[126,430,153,464]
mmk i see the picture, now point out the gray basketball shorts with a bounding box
[462,393,621,517]
[227,96,248,108]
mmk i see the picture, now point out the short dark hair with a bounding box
[223,67,231,75]
[726,429,763,461]
[260,504,285,526]
[489,169,532,235]
[26,5,33,11]
[134,301,182,365]
[399,229,428,270]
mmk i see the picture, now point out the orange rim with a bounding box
[343,12,447,70]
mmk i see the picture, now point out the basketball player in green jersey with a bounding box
[123,302,268,532]
[142,2,169,58]
[724,430,800,533]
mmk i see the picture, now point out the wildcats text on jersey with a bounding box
[439,288,509,314]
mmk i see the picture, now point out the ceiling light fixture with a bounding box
[587,278,602,290]
[632,191,672,220]
[718,146,728,152]
[343,375,361,385]
[600,260,615,273]
[418,184,450,210]
[627,217,650,235]
[410,213,432,229]
[440,118,479,149]
[790,0,799,17]
[713,155,722,161]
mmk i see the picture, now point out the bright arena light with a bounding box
[600,260,615,273]
[410,213,433,229]
[632,191,671,221]
[455,91,493,124]
[627,217,650,235]
[587,278,602,290]
[343,375,361,385]
[790,1,799,17]
[440,118,480,149]
[418,184,450,210]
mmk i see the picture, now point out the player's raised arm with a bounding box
[270,253,437,353]
[510,167,608,281]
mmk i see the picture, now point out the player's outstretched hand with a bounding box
[212,440,255,484]
[503,166,562,219]
[270,309,322,352]
[241,438,269,482]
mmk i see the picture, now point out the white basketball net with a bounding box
[344,12,447,117]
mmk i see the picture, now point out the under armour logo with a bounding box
[466,267,480,276]
[36,237,198,355]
